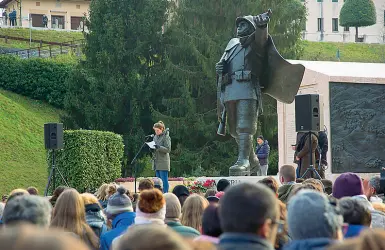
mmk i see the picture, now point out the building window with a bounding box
[51,15,65,29]
[332,0,338,2]
[344,26,349,32]
[36,2,40,6]
[332,18,338,32]
[302,21,306,31]
[317,18,324,31]
[76,4,80,9]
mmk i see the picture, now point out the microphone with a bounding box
[145,134,154,138]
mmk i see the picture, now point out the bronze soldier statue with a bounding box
[216,10,305,176]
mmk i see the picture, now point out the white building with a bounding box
[302,0,385,44]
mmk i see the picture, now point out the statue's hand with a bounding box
[215,60,225,74]
[253,13,270,27]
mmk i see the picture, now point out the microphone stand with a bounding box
[130,136,151,193]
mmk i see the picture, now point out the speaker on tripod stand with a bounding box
[295,94,324,179]
[44,123,68,196]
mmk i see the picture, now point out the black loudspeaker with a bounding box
[295,94,324,132]
[44,123,64,149]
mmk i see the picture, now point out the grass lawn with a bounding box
[0,89,61,195]
[301,41,385,63]
[0,27,84,49]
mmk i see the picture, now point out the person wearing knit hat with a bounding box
[164,193,200,238]
[135,189,166,226]
[100,186,135,250]
[284,190,344,250]
[332,172,364,199]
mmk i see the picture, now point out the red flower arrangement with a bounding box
[187,179,216,194]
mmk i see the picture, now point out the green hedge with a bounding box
[0,55,75,108]
[48,130,123,193]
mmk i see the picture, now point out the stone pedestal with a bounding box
[279,60,385,177]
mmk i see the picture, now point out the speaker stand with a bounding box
[300,131,321,180]
[44,149,69,196]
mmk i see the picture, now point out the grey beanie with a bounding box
[164,193,181,219]
[2,195,52,227]
[287,190,343,240]
[105,186,133,216]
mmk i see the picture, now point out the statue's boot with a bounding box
[249,151,260,176]
[229,133,251,176]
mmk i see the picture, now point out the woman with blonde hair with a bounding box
[81,193,108,238]
[181,194,209,231]
[152,121,171,193]
[95,183,111,209]
[51,189,99,249]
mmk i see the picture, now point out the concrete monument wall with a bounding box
[278,60,385,179]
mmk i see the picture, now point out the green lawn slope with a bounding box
[0,89,60,195]
[0,27,84,49]
[301,41,385,63]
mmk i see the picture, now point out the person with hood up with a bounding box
[256,136,270,176]
[81,193,108,238]
[152,121,171,193]
[284,190,343,250]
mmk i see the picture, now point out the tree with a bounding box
[340,0,377,42]
[152,0,306,176]
[63,0,170,175]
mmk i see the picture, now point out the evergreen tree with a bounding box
[340,0,377,42]
[153,0,306,176]
[63,0,170,174]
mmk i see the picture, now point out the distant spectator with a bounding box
[51,189,99,250]
[195,204,222,244]
[302,178,324,193]
[255,135,270,176]
[278,165,297,203]
[49,186,68,208]
[285,190,343,250]
[218,183,279,250]
[216,179,230,192]
[258,177,279,196]
[181,194,209,231]
[205,189,217,198]
[95,183,109,209]
[3,195,52,227]
[172,185,190,207]
[153,177,163,192]
[334,173,385,229]
[2,195,8,203]
[364,176,383,203]
[114,224,192,250]
[107,184,117,198]
[339,197,371,238]
[8,188,29,202]
[27,187,39,195]
[100,186,135,250]
[164,193,200,238]
[0,224,90,250]
[138,178,154,192]
[135,189,166,226]
[333,173,364,199]
[81,193,108,238]
[320,179,333,195]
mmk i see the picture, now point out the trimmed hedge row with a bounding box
[0,55,75,108]
[48,130,123,193]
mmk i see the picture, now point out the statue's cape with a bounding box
[261,35,305,104]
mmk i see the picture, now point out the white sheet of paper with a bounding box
[146,141,156,149]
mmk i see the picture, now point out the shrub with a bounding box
[0,55,76,108]
[47,130,123,193]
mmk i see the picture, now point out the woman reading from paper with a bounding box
[152,121,171,193]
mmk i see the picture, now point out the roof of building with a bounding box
[0,0,13,9]
[289,60,385,79]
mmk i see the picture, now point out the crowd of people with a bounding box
[1,167,385,250]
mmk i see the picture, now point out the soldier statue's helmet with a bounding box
[235,15,256,31]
